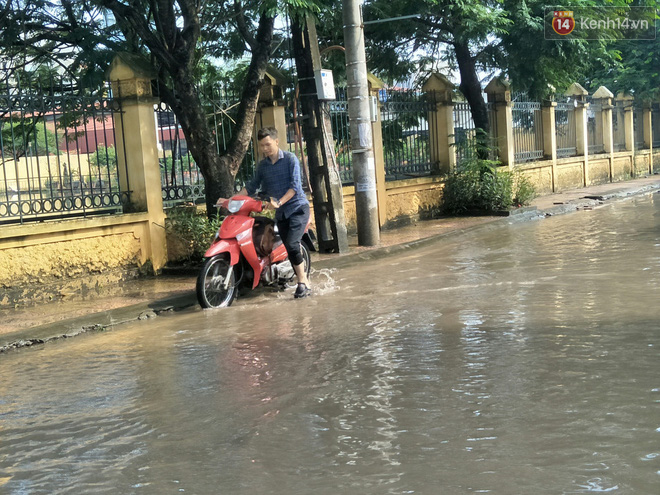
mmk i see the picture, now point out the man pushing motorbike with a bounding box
[218,126,312,299]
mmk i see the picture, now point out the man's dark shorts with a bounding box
[277,203,309,266]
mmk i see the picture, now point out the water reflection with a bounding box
[2,195,660,493]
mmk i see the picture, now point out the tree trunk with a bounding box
[159,75,236,214]
[454,40,490,160]
[159,13,274,216]
[227,13,275,179]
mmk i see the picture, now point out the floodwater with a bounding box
[2,194,660,494]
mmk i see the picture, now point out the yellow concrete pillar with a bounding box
[616,92,635,153]
[484,77,514,169]
[107,53,167,272]
[253,71,288,161]
[367,74,387,227]
[641,104,653,173]
[422,73,456,174]
[593,86,614,181]
[567,83,589,185]
[541,96,558,191]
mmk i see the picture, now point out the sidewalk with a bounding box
[2,175,660,352]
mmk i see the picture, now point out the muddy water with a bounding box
[1,195,660,494]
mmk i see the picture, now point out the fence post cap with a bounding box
[260,67,287,103]
[367,73,385,92]
[566,82,588,97]
[422,73,454,92]
[106,53,157,81]
[592,86,614,99]
[264,67,287,87]
[615,91,634,101]
[484,76,510,94]
[484,77,510,104]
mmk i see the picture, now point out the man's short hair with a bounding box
[257,127,278,141]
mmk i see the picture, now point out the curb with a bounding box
[535,183,660,218]
[0,292,197,354]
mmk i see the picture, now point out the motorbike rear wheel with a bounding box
[196,255,237,308]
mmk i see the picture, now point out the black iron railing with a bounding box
[512,93,544,163]
[154,85,257,207]
[633,107,647,150]
[586,98,605,155]
[612,101,627,152]
[453,100,498,165]
[380,89,435,180]
[0,73,129,225]
[555,99,577,158]
[327,90,353,184]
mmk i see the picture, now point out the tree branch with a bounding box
[61,0,80,30]
[413,16,451,33]
[98,0,178,71]
[234,0,256,50]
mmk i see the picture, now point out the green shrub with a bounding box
[165,206,223,263]
[442,155,535,215]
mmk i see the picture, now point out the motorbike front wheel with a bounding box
[196,255,237,308]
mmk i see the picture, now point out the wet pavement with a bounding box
[2,175,660,353]
[3,187,660,493]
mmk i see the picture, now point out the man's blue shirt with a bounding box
[245,150,308,220]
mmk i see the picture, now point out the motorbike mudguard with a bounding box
[203,239,241,265]
[302,230,317,252]
[219,215,254,239]
[269,243,289,264]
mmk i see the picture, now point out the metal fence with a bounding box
[634,107,646,150]
[0,73,129,225]
[380,89,435,180]
[326,88,435,184]
[586,98,605,155]
[555,99,577,158]
[612,101,626,151]
[453,100,498,165]
[653,105,660,148]
[155,86,256,207]
[512,93,544,163]
[327,89,353,183]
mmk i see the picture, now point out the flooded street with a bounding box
[2,194,660,494]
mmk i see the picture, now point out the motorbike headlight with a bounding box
[227,199,245,213]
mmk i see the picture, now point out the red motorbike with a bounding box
[196,196,315,308]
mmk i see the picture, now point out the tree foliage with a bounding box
[590,16,660,100]
[1,120,59,158]
[0,0,322,214]
[361,0,636,94]
[0,1,124,86]
[89,144,117,171]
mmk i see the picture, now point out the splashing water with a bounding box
[309,267,339,295]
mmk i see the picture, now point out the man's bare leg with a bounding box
[293,262,311,298]
[293,262,310,287]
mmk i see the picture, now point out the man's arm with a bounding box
[271,154,302,209]
[270,188,295,209]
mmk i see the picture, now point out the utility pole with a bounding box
[343,0,380,246]
[291,16,349,253]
